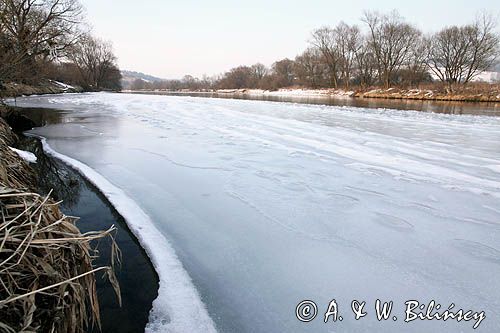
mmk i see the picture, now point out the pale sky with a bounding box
[81,0,500,79]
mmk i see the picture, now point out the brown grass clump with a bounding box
[0,117,120,332]
[353,82,500,102]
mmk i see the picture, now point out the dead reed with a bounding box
[0,116,120,333]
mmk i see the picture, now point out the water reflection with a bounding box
[17,137,159,333]
[20,137,81,207]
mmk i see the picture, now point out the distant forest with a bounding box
[0,0,122,92]
[129,10,500,92]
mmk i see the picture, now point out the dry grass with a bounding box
[0,117,120,333]
[356,82,500,102]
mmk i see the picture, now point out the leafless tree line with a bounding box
[0,0,121,92]
[137,10,499,92]
[306,11,499,90]
[427,14,499,85]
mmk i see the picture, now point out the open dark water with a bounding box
[18,136,159,333]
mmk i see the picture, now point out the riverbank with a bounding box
[0,111,111,332]
[18,135,159,332]
[1,105,159,332]
[127,85,500,103]
[1,80,83,98]
[11,95,219,332]
[0,105,156,332]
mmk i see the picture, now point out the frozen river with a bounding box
[13,93,500,332]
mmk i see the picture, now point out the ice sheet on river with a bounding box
[14,92,500,332]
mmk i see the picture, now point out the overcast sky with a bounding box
[81,0,500,79]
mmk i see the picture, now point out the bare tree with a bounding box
[69,34,121,90]
[334,22,361,89]
[251,63,268,82]
[182,75,201,90]
[427,13,500,88]
[363,10,421,88]
[401,36,430,86]
[310,27,340,88]
[0,0,84,82]
[294,48,325,88]
[353,36,377,87]
[271,58,295,87]
[199,74,215,90]
[217,66,255,89]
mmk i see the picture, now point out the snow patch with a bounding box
[50,80,75,91]
[9,147,37,163]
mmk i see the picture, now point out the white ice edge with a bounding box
[33,135,217,333]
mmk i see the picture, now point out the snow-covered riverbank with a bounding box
[12,92,500,332]
[215,88,356,98]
